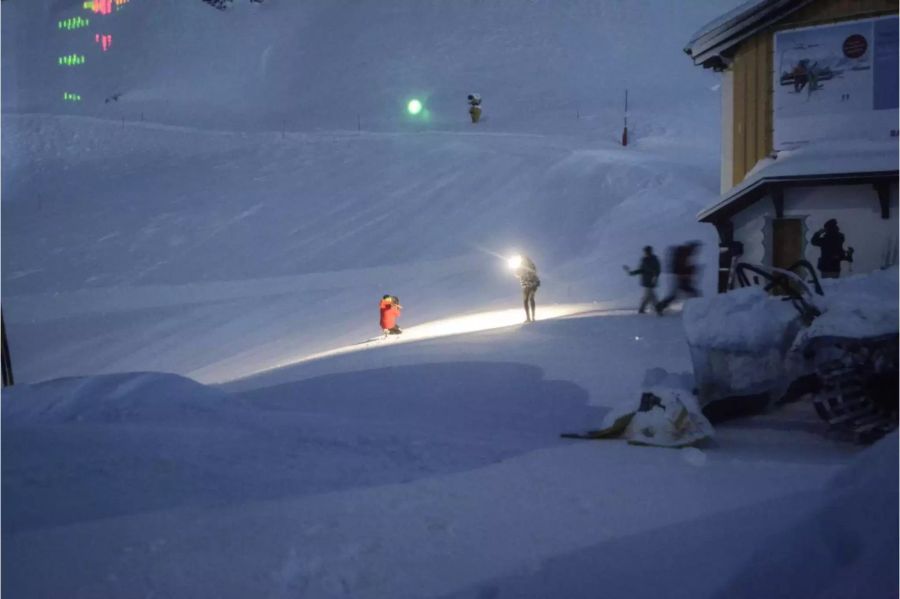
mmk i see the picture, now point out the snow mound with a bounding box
[2,372,235,425]
[794,266,899,347]
[682,287,800,403]
[683,286,800,352]
[715,432,899,599]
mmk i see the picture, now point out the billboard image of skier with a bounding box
[774,15,898,149]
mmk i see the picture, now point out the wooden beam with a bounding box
[714,218,734,244]
[771,185,784,218]
[1,310,13,387]
[713,219,737,293]
[874,182,890,219]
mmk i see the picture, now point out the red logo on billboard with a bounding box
[842,34,868,58]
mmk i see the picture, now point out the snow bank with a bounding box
[683,287,801,352]
[3,372,235,425]
[793,266,899,349]
[683,288,802,402]
[680,268,897,405]
[715,432,899,599]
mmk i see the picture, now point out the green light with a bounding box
[407,99,423,115]
[57,54,86,66]
[58,17,90,30]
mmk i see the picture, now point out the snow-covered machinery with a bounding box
[684,261,898,443]
[799,332,898,443]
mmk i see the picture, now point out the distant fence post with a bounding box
[2,310,14,387]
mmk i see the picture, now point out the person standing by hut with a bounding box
[811,219,853,279]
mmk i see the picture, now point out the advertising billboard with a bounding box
[773,15,898,150]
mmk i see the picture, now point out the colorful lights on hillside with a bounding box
[95,34,113,52]
[59,17,90,30]
[83,0,130,14]
[84,0,108,14]
[62,0,133,103]
[59,54,86,66]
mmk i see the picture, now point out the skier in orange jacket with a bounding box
[379,295,402,335]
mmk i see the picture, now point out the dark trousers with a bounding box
[522,286,537,321]
[638,287,659,313]
[658,276,699,312]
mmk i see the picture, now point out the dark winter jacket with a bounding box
[516,258,541,289]
[668,244,697,277]
[810,229,846,273]
[630,255,661,288]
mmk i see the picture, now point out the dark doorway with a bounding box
[772,218,803,270]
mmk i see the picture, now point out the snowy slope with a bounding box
[1,115,724,383]
[2,0,736,384]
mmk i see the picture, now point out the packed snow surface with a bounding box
[3,314,885,598]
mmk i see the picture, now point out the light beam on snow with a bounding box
[220,304,596,383]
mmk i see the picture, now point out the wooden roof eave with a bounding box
[685,0,814,70]
[698,171,900,224]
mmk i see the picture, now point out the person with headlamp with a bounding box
[508,255,540,322]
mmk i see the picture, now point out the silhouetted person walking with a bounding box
[623,246,661,314]
[657,241,701,314]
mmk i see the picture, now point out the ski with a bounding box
[560,413,634,440]
[352,336,387,346]
[560,432,605,440]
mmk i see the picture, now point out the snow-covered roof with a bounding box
[684,0,814,70]
[698,141,899,222]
